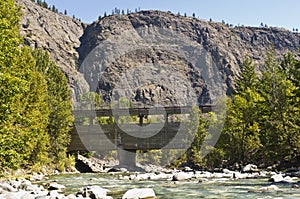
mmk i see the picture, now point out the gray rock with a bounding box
[77,185,110,199]
[9,180,22,189]
[47,182,66,191]
[222,169,234,174]
[242,164,258,172]
[172,172,193,181]
[19,179,32,190]
[248,185,279,193]
[268,174,295,184]
[66,194,77,199]
[29,173,45,181]
[0,182,18,192]
[16,0,300,107]
[269,173,284,182]
[48,190,60,198]
[292,184,299,189]
[25,184,40,192]
[122,188,156,199]
[0,190,34,199]
[75,154,104,173]
[16,0,90,101]
[20,192,36,199]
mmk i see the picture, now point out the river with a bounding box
[39,173,300,198]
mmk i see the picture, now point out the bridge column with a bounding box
[117,149,137,169]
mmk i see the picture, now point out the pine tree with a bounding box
[51,5,55,12]
[42,0,48,9]
[220,58,262,166]
[258,50,299,166]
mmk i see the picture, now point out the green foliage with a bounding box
[0,0,50,171]
[220,58,263,165]
[137,150,162,165]
[257,50,300,166]
[184,106,208,167]
[0,0,22,70]
[78,91,102,110]
[32,49,74,168]
[219,52,300,169]
[0,1,74,173]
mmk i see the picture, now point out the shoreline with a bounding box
[1,155,299,198]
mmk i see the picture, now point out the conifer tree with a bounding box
[220,58,262,166]
[258,50,299,165]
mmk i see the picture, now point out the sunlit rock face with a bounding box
[18,0,300,105]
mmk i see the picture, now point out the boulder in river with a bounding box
[268,174,295,184]
[248,185,279,193]
[76,185,111,199]
[268,173,284,183]
[172,172,193,181]
[122,188,156,199]
[47,182,66,191]
[242,164,259,172]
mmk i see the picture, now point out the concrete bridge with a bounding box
[69,105,214,169]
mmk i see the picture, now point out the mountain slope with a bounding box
[17,0,300,105]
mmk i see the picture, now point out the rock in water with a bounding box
[172,172,193,181]
[242,164,258,172]
[47,182,66,191]
[122,188,156,199]
[77,185,111,199]
[269,174,284,182]
[248,185,279,193]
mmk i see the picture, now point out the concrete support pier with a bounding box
[118,148,136,167]
[116,148,144,171]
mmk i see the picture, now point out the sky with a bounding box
[45,0,299,31]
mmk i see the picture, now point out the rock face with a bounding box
[16,0,89,101]
[77,11,300,106]
[17,0,300,105]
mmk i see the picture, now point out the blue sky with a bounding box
[45,0,299,31]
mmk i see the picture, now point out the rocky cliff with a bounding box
[17,0,300,106]
[17,0,89,100]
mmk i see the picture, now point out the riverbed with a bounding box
[39,173,300,199]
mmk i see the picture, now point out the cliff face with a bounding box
[17,0,89,100]
[17,0,300,106]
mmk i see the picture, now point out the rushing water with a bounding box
[39,173,300,199]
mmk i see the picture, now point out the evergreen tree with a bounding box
[258,50,299,166]
[220,58,262,166]
[51,5,55,12]
[42,0,48,9]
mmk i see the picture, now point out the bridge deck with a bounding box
[72,105,214,117]
[70,105,214,152]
